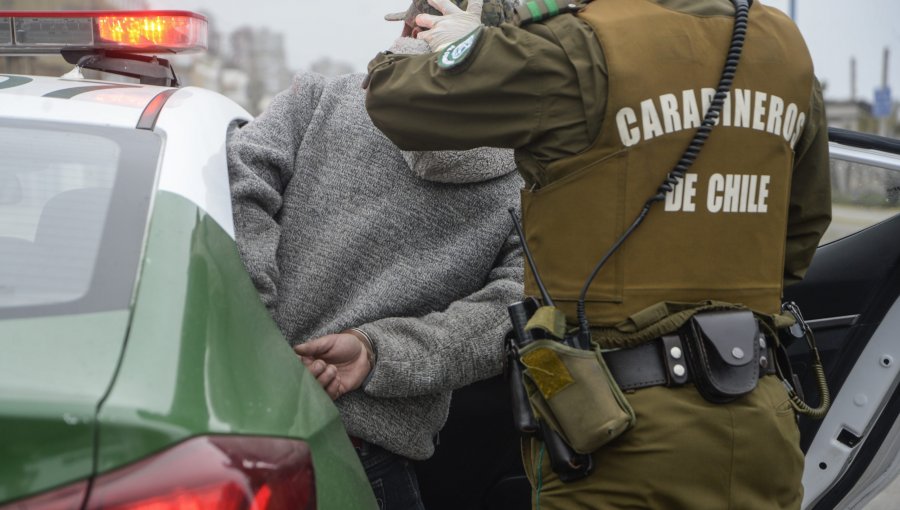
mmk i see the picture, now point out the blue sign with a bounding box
[873,86,892,118]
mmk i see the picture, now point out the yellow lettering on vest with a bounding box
[700,88,716,125]
[641,99,664,140]
[791,112,806,148]
[708,173,724,213]
[766,95,785,136]
[616,107,640,147]
[683,89,701,129]
[753,92,768,132]
[706,173,770,213]
[659,93,682,134]
[733,89,752,128]
[664,173,698,212]
[783,103,798,143]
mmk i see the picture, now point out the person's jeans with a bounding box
[356,440,426,510]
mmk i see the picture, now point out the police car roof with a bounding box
[0,74,172,128]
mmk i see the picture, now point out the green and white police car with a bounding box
[0,10,376,510]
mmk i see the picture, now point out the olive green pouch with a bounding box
[518,308,636,454]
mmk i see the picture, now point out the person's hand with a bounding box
[294,333,372,400]
[416,0,484,52]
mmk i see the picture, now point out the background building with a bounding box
[0,0,342,115]
[2,0,897,126]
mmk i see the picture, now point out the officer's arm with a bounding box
[784,79,832,286]
[365,24,581,152]
[227,73,323,310]
[354,228,524,398]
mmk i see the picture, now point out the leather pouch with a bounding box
[519,340,635,454]
[685,310,761,404]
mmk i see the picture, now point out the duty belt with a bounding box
[604,334,777,391]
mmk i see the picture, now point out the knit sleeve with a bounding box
[357,228,524,397]
[227,72,324,311]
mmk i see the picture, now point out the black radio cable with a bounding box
[576,0,751,337]
[508,207,555,307]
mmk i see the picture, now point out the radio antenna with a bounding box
[508,208,555,307]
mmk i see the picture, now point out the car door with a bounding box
[786,128,900,509]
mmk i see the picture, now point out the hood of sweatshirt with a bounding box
[400,147,518,184]
[386,37,519,184]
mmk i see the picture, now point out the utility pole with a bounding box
[789,0,797,21]
[881,47,891,137]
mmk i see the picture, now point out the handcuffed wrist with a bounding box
[344,327,377,390]
[343,328,378,382]
[343,328,376,367]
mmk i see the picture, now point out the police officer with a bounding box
[365,0,831,508]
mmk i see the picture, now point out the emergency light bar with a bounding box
[0,11,207,54]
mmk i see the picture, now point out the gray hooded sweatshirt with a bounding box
[227,69,524,460]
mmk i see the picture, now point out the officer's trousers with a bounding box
[522,375,804,510]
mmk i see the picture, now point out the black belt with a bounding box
[604,334,776,391]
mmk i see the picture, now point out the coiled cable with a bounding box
[577,0,751,336]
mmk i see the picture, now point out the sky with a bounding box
[148,0,900,103]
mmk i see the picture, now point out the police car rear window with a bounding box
[0,128,116,308]
[0,121,160,319]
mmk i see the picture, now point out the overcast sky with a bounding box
[150,0,900,102]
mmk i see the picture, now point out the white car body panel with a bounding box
[802,144,900,509]
[0,74,252,238]
[153,86,252,239]
[802,298,900,508]
[0,74,165,128]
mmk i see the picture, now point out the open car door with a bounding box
[415,128,900,510]
[789,128,900,509]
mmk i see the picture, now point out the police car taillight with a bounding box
[0,11,207,54]
[0,436,317,510]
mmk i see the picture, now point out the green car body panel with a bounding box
[0,192,376,509]
[96,192,376,509]
[0,311,130,503]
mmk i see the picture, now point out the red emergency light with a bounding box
[0,11,207,54]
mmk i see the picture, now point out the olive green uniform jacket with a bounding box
[365,0,830,298]
[366,1,830,508]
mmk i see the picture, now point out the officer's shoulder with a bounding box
[513,0,592,27]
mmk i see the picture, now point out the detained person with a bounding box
[227,1,523,508]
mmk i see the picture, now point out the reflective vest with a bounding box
[521,0,814,326]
